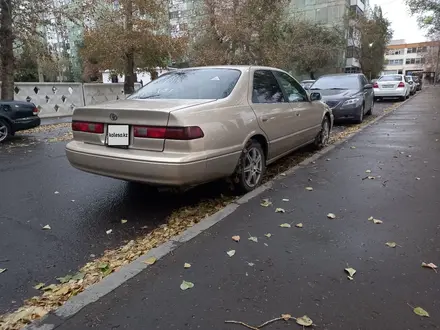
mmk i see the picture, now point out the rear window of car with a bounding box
[128,69,242,100]
[379,75,403,81]
[310,75,360,90]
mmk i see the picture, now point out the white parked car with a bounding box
[373,74,410,101]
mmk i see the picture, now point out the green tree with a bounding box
[279,21,346,79]
[349,6,393,80]
[406,0,440,36]
[81,0,186,94]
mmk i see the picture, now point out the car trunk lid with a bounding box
[72,99,214,152]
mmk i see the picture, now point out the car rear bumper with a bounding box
[12,116,40,132]
[65,141,240,186]
[373,88,406,98]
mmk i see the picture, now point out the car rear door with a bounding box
[360,75,373,109]
[249,69,300,160]
[273,70,322,144]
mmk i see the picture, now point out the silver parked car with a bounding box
[373,74,410,101]
[66,66,333,192]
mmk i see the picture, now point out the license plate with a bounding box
[107,125,129,146]
[383,84,394,88]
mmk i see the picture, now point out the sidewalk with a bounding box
[40,88,440,329]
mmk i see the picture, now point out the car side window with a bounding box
[252,70,285,104]
[273,71,307,102]
[360,75,368,86]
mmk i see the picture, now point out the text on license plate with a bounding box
[108,125,129,146]
[383,84,394,88]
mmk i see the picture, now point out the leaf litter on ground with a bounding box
[305,187,313,191]
[184,263,191,269]
[248,236,258,243]
[232,235,240,242]
[264,233,272,238]
[385,242,397,248]
[42,225,51,230]
[275,208,285,213]
[345,267,356,280]
[280,223,291,228]
[327,213,336,219]
[144,257,157,265]
[227,250,236,257]
[422,262,437,272]
[121,219,128,224]
[295,223,303,228]
[260,199,272,207]
[225,313,315,329]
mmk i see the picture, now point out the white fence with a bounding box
[6,82,141,118]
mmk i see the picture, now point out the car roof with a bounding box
[319,73,363,78]
[169,65,288,72]
[301,80,315,82]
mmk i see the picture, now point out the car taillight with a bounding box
[398,82,405,88]
[373,82,379,88]
[72,121,104,134]
[133,126,204,140]
[32,107,39,115]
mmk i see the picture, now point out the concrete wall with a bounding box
[5,82,141,118]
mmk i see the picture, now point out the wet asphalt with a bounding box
[53,88,440,330]
[0,99,398,316]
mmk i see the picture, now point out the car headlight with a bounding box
[342,98,361,106]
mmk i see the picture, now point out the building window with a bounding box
[386,49,403,55]
[316,7,328,23]
[346,46,359,59]
[388,59,403,65]
[169,11,180,19]
[407,47,417,54]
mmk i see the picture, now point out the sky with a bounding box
[369,0,426,43]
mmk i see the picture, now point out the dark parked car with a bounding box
[310,73,374,123]
[413,76,422,91]
[0,101,41,142]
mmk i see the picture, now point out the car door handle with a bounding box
[261,116,275,122]
[295,112,300,117]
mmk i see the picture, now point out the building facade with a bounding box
[382,39,439,77]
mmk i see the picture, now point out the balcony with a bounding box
[350,0,365,12]
[346,57,361,68]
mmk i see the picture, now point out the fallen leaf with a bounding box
[386,242,397,248]
[296,315,313,326]
[264,243,268,246]
[184,263,191,269]
[416,177,421,180]
[422,262,437,271]
[368,216,374,221]
[98,262,109,270]
[264,233,272,238]
[373,219,383,224]
[275,208,286,213]
[350,146,356,149]
[106,229,112,235]
[180,280,194,291]
[280,223,291,228]
[365,170,372,173]
[281,314,292,321]
[144,257,157,265]
[0,268,7,274]
[42,284,57,291]
[248,236,258,243]
[71,200,75,202]
[227,250,236,257]
[260,199,272,207]
[121,219,128,224]
[54,191,59,194]
[282,198,290,202]
[42,225,51,230]
[71,272,85,281]
[248,262,255,267]
[56,286,71,296]
[345,267,356,278]
[367,176,375,180]
[56,275,72,283]
[327,213,336,219]
[232,235,240,242]
[295,223,303,228]
[33,283,45,290]
[305,187,313,191]
[413,306,430,317]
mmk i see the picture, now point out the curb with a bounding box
[25,95,414,330]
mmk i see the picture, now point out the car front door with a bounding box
[273,70,322,144]
[360,75,373,110]
[249,69,300,160]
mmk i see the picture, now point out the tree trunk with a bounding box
[149,70,158,81]
[309,71,315,80]
[0,0,15,100]
[123,0,135,95]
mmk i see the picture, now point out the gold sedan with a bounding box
[66,66,333,193]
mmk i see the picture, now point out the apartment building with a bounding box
[168,0,200,38]
[382,39,439,76]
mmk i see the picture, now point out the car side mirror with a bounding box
[310,92,321,101]
[409,81,414,85]
[304,86,310,90]
[364,84,373,89]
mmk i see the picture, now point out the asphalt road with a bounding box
[55,88,440,330]
[0,100,396,315]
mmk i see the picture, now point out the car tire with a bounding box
[314,116,330,149]
[355,104,364,124]
[232,139,266,194]
[0,119,11,143]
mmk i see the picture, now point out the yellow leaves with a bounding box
[281,314,291,321]
[180,280,194,291]
[385,242,397,248]
[422,262,437,272]
[232,235,240,242]
[121,219,128,224]
[296,315,313,327]
[260,199,272,207]
[305,187,313,191]
[345,267,356,280]
[413,306,430,317]
[279,223,291,228]
[184,263,191,269]
[368,216,383,224]
[275,208,285,213]
[295,223,303,228]
[144,257,157,265]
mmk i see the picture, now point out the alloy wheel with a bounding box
[0,122,8,142]
[320,119,330,146]
[243,147,263,188]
